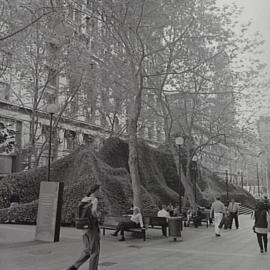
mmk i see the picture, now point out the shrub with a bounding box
[0,201,38,224]
[0,138,256,225]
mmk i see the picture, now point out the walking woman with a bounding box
[254,201,270,253]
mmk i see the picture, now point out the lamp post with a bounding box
[192,155,198,204]
[175,136,184,214]
[47,104,58,182]
[256,163,260,198]
[225,170,229,204]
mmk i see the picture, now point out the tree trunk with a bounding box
[128,119,142,210]
[127,61,143,210]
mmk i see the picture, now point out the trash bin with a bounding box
[168,217,182,241]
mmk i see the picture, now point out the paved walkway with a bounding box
[1,215,270,270]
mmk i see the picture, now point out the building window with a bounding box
[83,133,94,145]
[86,17,90,33]
[64,130,76,150]
[0,82,9,100]
[68,4,73,20]
[148,126,153,140]
[74,7,81,24]
[48,68,57,88]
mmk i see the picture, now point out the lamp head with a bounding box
[47,104,58,114]
[175,136,184,145]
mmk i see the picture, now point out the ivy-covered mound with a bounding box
[99,138,256,208]
[0,138,255,224]
[0,144,157,224]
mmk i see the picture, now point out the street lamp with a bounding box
[256,163,260,198]
[47,103,58,182]
[192,155,198,204]
[175,136,184,214]
[240,171,244,189]
[225,170,229,204]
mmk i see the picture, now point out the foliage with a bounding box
[0,138,255,224]
[0,201,38,224]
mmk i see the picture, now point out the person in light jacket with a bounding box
[111,207,144,241]
[210,195,225,237]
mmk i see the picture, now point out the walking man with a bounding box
[67,184,101,270]
[228,198,239,229]
[210,195,225,237]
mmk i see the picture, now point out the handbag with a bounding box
[267,212,270,232]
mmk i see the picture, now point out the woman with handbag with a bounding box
[253,201,270,253]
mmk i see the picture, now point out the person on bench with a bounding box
[111,207,144,241]
[157,204,170,236]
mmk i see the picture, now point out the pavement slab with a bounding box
[1,215,270,270]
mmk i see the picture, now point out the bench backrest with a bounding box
[149,216,167,226]
[103,215,130,225]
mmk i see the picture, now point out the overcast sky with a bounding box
[217,0,270,118]
[217,0,270,72]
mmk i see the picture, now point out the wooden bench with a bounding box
[100,216,146,241]
[184,210,211,228]
[144,216,168,236]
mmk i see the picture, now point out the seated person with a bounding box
[173,206,181,217]
[111,207,144,241]
[157,204,170,218]
[157,204,170,236]
[193,207,204,228]
[185,208,193,226]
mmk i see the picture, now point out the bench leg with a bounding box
[103,228,105,236]
[162,226,167,237]
[142,230,146,241]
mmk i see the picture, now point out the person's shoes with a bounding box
[119,237,125,241]
[215,234,221,237]
[111,232,118,237]
[265,248,267,252]
[260,249,264,253]
[67,266,77,270]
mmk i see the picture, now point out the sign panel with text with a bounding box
[35,181,64,242]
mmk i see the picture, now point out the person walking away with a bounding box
[210,195,225,237]
[67,184,101,270]
[262,195,270,210]
[157,204,170,236]
[218,206,230,230]
[253,201,270,253]
[111,207,144,241]
[228,198,239,229]
[167,203,174,216]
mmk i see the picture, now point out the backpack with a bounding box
[75,199,99,230]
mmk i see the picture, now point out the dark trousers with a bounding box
[219,215,229,229]
[73,229,100,270]
[229,212,239,229]
[256,233,268,251]
[161,225,167,236]
[116,221,139,236]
